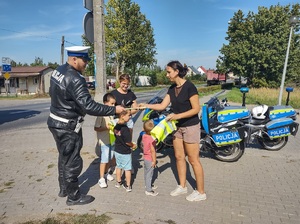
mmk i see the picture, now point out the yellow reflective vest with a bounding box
[108,119,118,146]
[150,119,177,144]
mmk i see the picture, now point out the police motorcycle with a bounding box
[137,89,174,151]
[200,91,250,162]
[240,87,299,151]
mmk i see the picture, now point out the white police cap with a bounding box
[65,46,91,61]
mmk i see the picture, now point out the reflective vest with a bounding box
[150,119,177,144]
[108,119,118,146]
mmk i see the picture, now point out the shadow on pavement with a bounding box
[78,158,99,195]
[0,109,41,125]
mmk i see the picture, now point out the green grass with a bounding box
[20,213,112,224]
[224,87,300,109]
[0,94,49,100]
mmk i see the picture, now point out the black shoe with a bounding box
[58,190,67,198]
[66,195,95,206]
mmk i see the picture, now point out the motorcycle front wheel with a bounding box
[214,142,245,162]
[258,135,288,151]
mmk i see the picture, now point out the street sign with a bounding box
[2,64,11,72]
[2,57,11,64]
[4,72,10,79]
[83,0,93,11]
[83,12,94,43]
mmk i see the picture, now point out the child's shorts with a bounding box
[100,144,115,163]
[114,152,132,171]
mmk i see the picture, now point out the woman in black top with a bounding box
[139,61,206,202]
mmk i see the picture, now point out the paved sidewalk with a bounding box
[0,96,299,224]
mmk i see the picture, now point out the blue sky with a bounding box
[0,0,296,70]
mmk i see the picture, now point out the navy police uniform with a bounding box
[47,46,115,205]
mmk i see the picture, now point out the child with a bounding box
[142,120,158,196]
[114,110,136,192]
[94,93,117,188]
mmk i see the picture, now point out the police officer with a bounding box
[47,46,125,206]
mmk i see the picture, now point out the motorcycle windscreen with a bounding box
[201,104,210,134]
[212,130,242,147]
[267,126,291,139]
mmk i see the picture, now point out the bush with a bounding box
[156,70,171,85]
[198,85,221,94]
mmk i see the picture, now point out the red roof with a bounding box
[1,66,52,78]
[10,66,50,73]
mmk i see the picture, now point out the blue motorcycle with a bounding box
[200,91,250,162]
[240,87,299,151]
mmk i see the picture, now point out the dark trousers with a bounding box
[49,127,83,200]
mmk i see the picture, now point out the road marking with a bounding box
[10,110,29,114]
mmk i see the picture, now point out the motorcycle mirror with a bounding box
[285,87,293,106]
[286,87,293,93]
[240,87,249,93]
[240,87,249,107]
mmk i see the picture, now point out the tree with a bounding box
[30,57,45,66]
[47,62,60,70]
[11,60,17,67]
[105,0,156,82]
[135,65,162,86]
[217,4,300,87]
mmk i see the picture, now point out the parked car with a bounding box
[86,81,95,90]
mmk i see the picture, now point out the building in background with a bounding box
[0,66,53,95]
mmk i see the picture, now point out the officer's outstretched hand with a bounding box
[115,105,126,114]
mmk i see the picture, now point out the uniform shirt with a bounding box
[114,123,132,154]
[142,134,156,161]
[94,115,114,146]
[111,89,137,107]
[167,80,200,127]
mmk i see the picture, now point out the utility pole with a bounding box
[60,36,65,65]
[278,16,299,105]
[93,0,106,101]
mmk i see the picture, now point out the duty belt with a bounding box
[49,113,69,123]
[49,113,84,133]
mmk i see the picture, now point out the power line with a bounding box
[0,27,79,46]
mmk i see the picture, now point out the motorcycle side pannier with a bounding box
[265,118,297,139]
[217,106,250,123]
[269,105,297,120]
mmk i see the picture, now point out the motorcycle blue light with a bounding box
[240,87,249,93]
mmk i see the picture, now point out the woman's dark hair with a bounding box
[167,60,188,78]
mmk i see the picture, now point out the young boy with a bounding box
[142,120,158,196]
[94,93,117,188]
[114,110,136,192]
